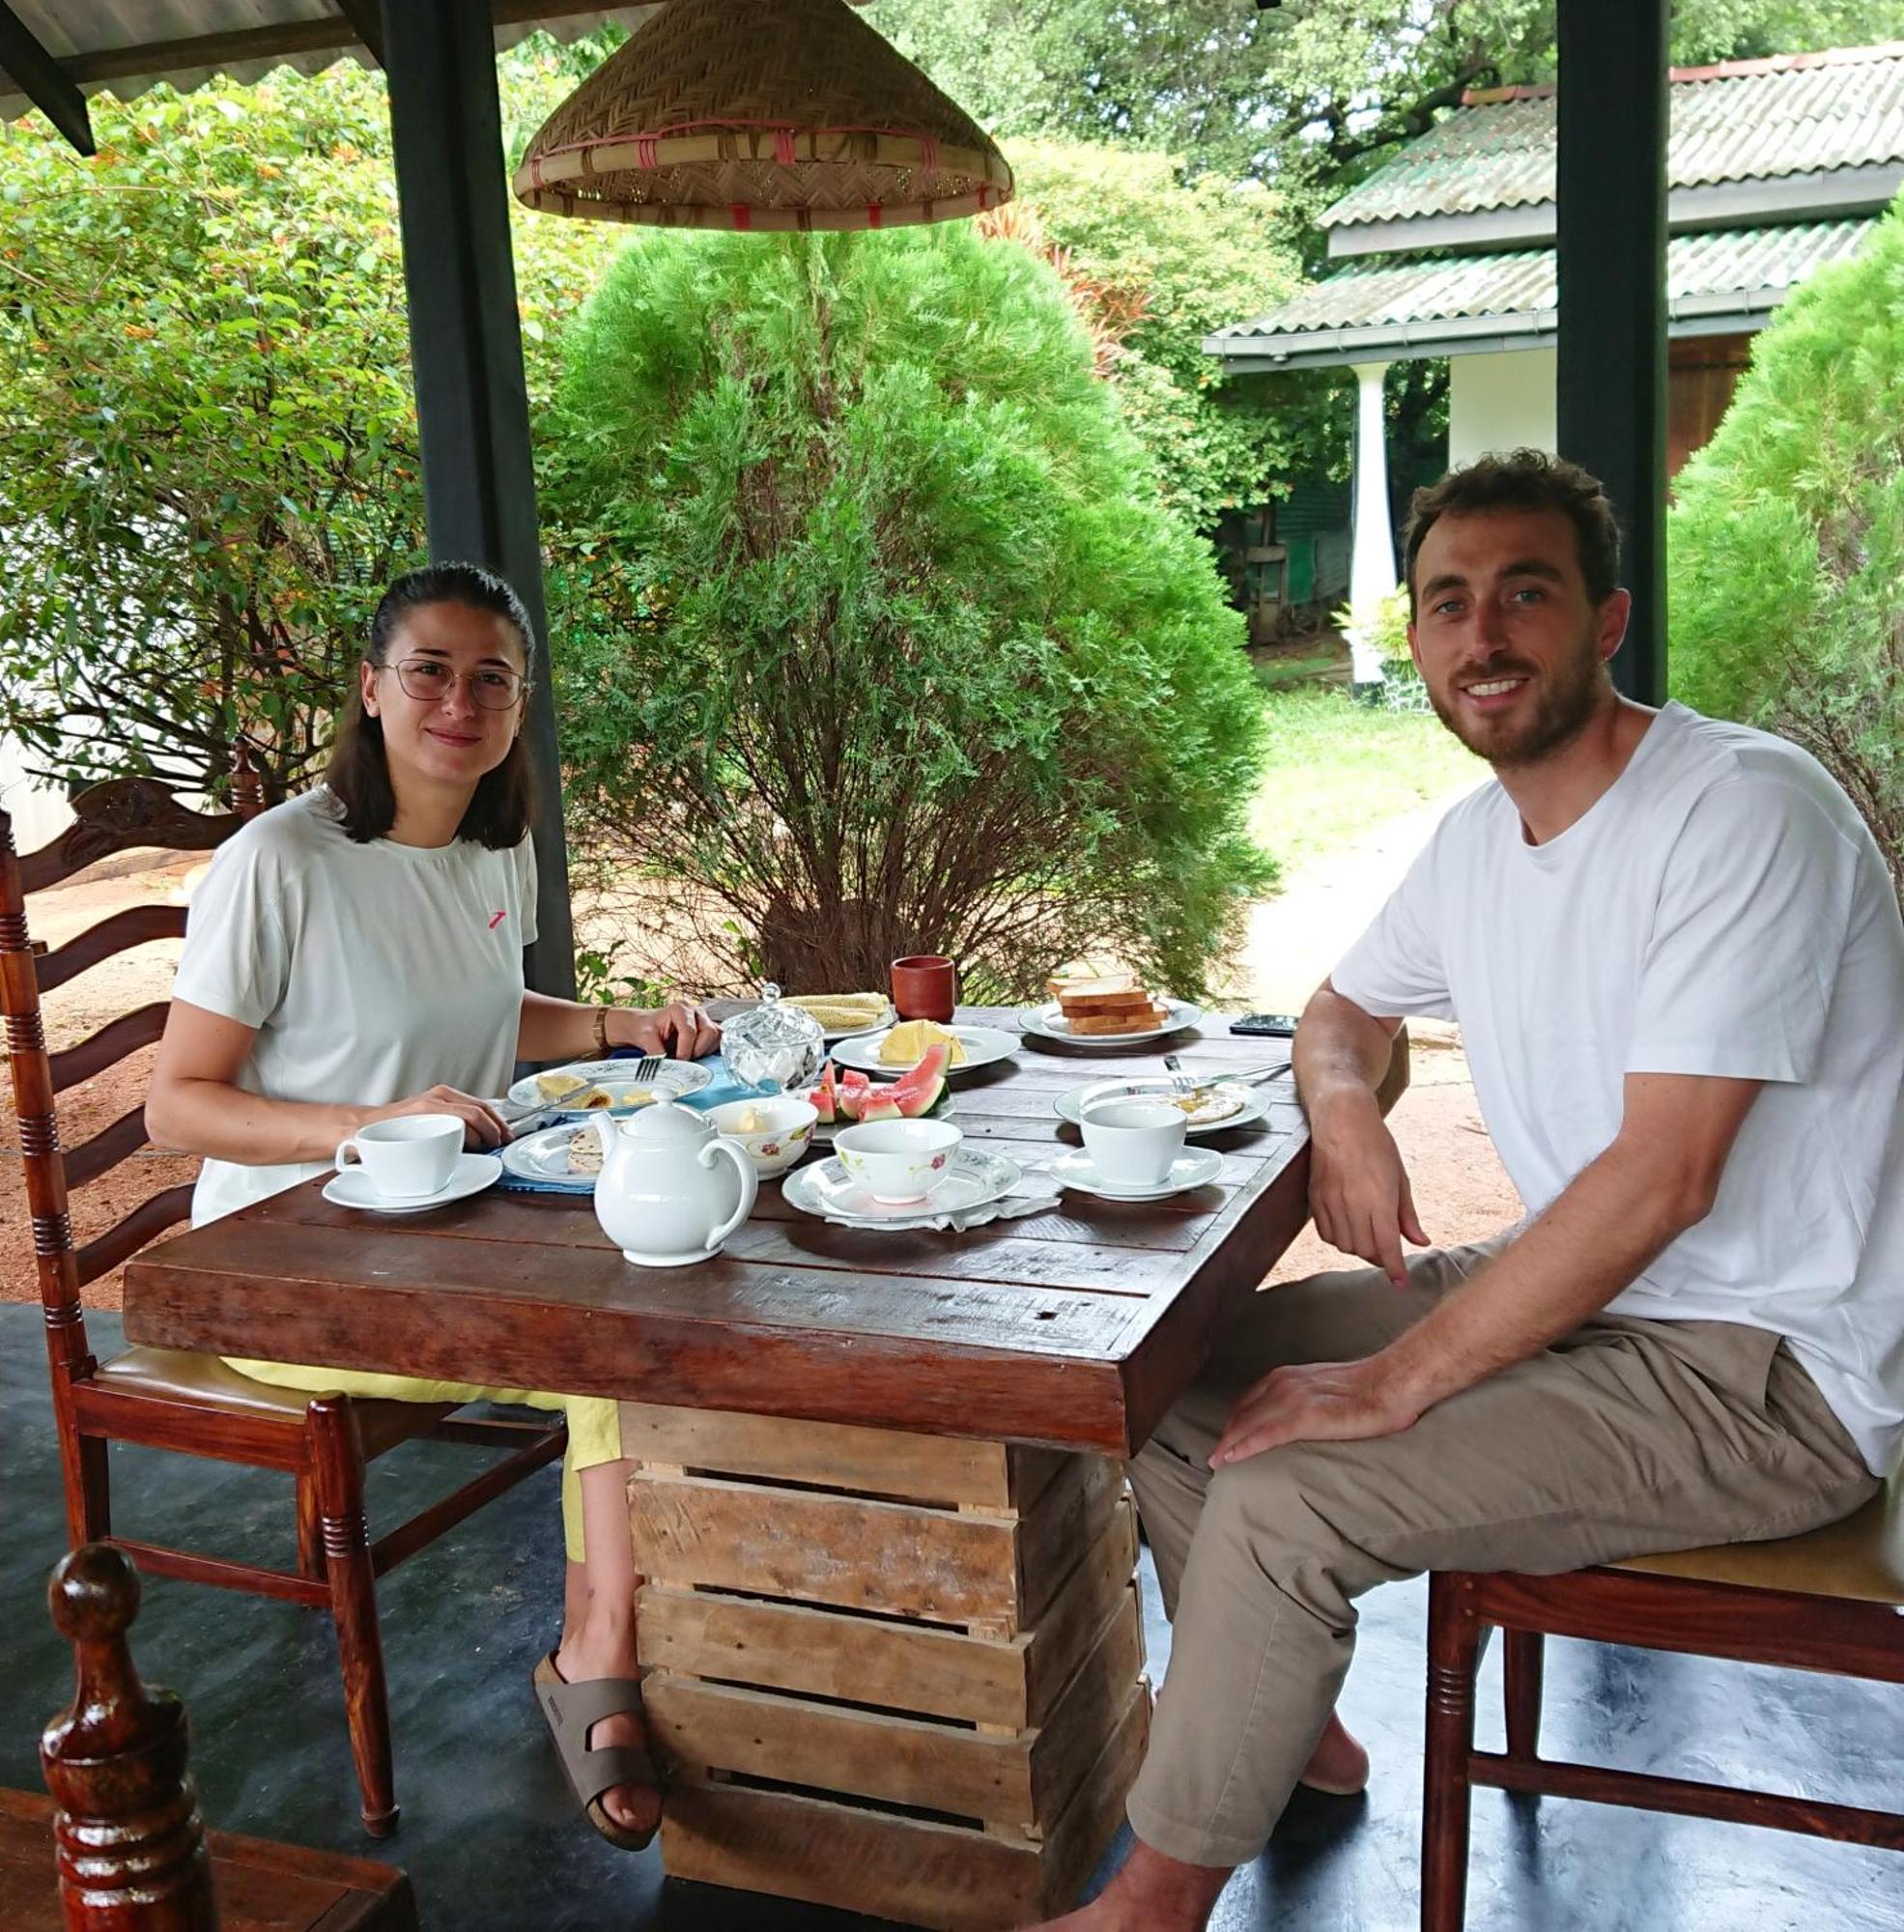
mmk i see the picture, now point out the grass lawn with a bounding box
[1250,685,1484,875]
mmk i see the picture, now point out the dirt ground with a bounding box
[1,812,1520,1314]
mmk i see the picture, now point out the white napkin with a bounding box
[818,1175,1063,1233]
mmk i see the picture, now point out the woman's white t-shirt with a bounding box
[170,787,537,1227]
[1332,702,1904,1477]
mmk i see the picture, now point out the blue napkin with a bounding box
[497,1053,773,1194]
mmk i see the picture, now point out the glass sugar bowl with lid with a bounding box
[721,982,826,1094]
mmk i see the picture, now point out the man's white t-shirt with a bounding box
[170,787,537,1227]
[1332,701,1904,1476]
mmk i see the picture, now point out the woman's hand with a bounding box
[362,1085,511,1150]
[1307,1090,1428,1287]
[610,1003,722,1060]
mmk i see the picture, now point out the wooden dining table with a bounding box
[121,1008,1407,1930]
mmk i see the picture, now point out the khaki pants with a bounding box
[1124,1240,1880,1867]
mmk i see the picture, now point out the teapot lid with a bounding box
[614,1098,711,1145]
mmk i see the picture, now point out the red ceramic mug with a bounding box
[891,955,957,1024]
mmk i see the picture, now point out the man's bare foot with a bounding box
[1026,1840,1232,1930]
[554,1622,661,1836]
[1297,1710,1370,1796]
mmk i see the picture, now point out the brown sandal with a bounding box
[532,1650,664,1852]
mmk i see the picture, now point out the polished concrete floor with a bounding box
[3,1302,1899,1931]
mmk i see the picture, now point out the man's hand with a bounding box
[1208,1355,1423,1468]
[1308,1092,1429,1286]
[611,1003,723,1059]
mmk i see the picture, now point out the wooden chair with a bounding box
[1420,1481,1904,1929]
[0,766,566,1837]
[8,1540,416,1930]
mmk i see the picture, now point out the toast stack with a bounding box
[1046,970,1168,1036]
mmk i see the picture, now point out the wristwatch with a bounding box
[590,1006,611,1059]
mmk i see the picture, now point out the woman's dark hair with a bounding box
[1403,448,1622,614]
[325,562,537,847]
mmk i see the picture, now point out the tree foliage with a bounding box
[1001,141,1328,529]
[1669,193,1904,899]
[543,224,1273,999]
[880,1,1904,215]
[0,61,612,802]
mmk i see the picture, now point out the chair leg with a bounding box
[307,1398,398,1838]
[295,1473,324,1580]
[70,1432,112,1545]
[1422,1574,1484,1932]
[1502,1630,1546,1764]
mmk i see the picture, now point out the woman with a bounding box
[147,562,700,1849]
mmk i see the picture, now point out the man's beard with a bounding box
[1427,635,1606,768]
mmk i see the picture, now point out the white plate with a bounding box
[499,1121,608,1192]
[1054,1076,1272,1137]
[830,1025,1018,1078]
[1049,1146,1225,1201]
[506,1057,714,1114]
[782,1147,1024,1225]
[324,1152,502,1214]
[1019,999,1204,1046]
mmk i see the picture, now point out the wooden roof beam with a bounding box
[0,1,95,154]
[332,0,386,70]
[52,4,644,90]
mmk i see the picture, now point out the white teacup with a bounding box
[333,1114,464,1201]
[1079,1097,1186,1188]
[834,1119,963,1204]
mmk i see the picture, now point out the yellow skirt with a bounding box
[225,1359,619,1563]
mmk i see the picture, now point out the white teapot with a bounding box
[588,1101,758,1267]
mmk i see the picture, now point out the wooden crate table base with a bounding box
[622,1404,1152,1929]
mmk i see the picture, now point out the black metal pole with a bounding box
[379,0,577,996]
[1555,0,1669,704]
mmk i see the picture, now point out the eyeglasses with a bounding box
[388,657,527,711]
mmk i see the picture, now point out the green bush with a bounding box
[1669,194,1904,900]
[541,224,1273,1000]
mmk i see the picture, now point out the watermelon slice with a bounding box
[807,1061,838,1123]
[889,1041,952,1119]
[837,1066,873,1122]
[855,1092,903,1122]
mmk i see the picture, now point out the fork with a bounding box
[619,1052,666,1084]
[1162,1053,1197,1100]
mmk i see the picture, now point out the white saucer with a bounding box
[782,1148,1024,1225]
[323,1152,502,1214]
[1049,1146,1224,1201]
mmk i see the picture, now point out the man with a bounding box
[1036,449,1904,1932]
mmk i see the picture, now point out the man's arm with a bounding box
[1294,979,1426,1286]
[1211,1068,1763,1466]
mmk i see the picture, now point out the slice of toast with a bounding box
[1065,1005,1169,1036]
[1047,969,1138,1001]
[1059,986,1157,1015]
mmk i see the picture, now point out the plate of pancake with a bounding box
[505,1058,713,1115]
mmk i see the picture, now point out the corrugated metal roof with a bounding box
[1208,219,1873,347]
[1323,43,1904,229]
[0,4,659,122]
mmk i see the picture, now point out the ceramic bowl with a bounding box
[833,1118,964,1204]
[705,1095,819,1179]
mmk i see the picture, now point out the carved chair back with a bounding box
[0,754,265,1421]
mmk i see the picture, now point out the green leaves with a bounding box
[543,225,1271,998]
[1669,189,1904,901]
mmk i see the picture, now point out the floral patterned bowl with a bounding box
[705,1096,819,1180]
[832,1119,964,1205]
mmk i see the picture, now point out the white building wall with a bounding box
[0,733,71,855]
[1447,348,1557,468]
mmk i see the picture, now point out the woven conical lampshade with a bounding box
[513,0,1013,232]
